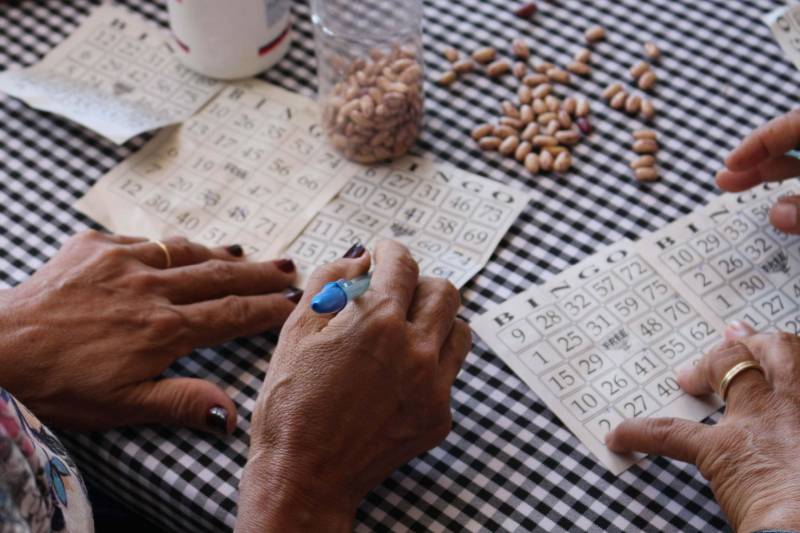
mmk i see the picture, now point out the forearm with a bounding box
[235,449,354,533]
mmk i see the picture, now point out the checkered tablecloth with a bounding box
[1,0,797,531]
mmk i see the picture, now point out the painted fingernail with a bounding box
[206,406,229,434]
[343,243,365,259]
[275,259,295,273]
[226,244,244,257]
[283,288,303,303]
[725,319,755,340]
[771,201,798,230]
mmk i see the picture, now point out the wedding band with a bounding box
[719,360,764,402]
[153,240,172,269]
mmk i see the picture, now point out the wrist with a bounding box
[235,447,355,533]
[739,502,800,533]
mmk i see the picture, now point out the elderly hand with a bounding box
[606,323,800,532]
[716,109,800,234]
[235,241,471,533]
[0,230,300,434]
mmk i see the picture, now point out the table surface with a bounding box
[1,0,797,531]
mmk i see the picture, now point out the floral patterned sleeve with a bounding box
[0,388,93,533]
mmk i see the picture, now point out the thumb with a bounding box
[130,378,237,435]
[605,417,711,465]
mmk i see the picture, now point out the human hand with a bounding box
[0,230,300,434]
[716,109,800,234]
[235,241,471,533]
[606,323,800,532]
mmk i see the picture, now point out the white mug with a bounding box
[167,0,292,80]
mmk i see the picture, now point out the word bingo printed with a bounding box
[76,81,358,259]
[473,181,800,474]
[0,6,221,143]
[287,157,527,288]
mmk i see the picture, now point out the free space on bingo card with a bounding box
[285,156,529,288]
[472,240,722,475]
[636,180,800,336]
[76,81,360,260]
[0,5,222,143]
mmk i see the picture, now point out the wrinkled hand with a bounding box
[606,323,800,532]
[716,109,800,234]
[235,241,471,533]
[0,230,299,434]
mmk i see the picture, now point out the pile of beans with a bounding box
[630,130,659,181]
[322,46,424,164]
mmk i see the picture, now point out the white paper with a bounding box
[76,80,359,259]
[472,240,723,475]
[0,5,222,143]
[765,3,800,70]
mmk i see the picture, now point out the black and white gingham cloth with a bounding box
[1,0,797,531]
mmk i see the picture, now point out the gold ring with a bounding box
[153,240,172,269]
[719,360,764,401]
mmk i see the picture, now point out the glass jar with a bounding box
[310,0,425,164]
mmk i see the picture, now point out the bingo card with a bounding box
[286,158,529,288]
[473,181,800,474]
[766,3,800,71]
[76,80,358,260]
[0,5,222,143]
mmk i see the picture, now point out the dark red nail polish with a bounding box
[226,244,243,257]
[343,243,365,259]
[283,288,303,303]
[276,258,295,273]
[206,406,229,434]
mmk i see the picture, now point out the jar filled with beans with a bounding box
[311,0,425,164]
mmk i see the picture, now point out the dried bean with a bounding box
[545,95,561,112]
[514,2,537,19]
[585,26,606,43]
[533,134,558,147]
[520,105,534,124]
[532,98,547,114]
[633,129,657,140]
[546,120,560,135]
[499,135,520,156]
[443,46,459,63]
[554,151,572,173]
[644,41,661,60]
[547,68,571,84]
[539,149,554,171]
[501,100,520,118]
[478,136,502,150]
[513,61,528,79]
[524,152,540,173]
[518,85,533,105]
[471,124,494,140]
[473,47,496,64]
[633,139,659,153]
[535,61,555,74]
[556,128,581,145]
[437,71,457,86]
[521,122,540,141]
[574,48,592,64]
[635,167,659,182]
[575,97,590,117]
[523,73,549,87]
[625,93,641,114]
[532,83,552,99]
[611,90,627,109]
[558,110,572,128]
[487,60,511,77]
[562,96,577,116]
[567,61,591,76]
[494,125,517,138]
[640,98,655,120]
[512,39,530,59]
[500,117,524,129]
[630,155,656,168]
[577,117,593,135]
[515,141,533,161]
[537,112,557,124]
[638,70,657,91]
[453,60,474,74]
[630,61,650,79]
[603,82,623,100]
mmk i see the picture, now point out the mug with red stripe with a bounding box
[167,0,292,80]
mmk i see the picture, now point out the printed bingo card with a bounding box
[0,5,221,143]
[638,181,800,336]
[765,3,800,71]
[76,81,358,260]
[473,180,800,474]
[286,157,529,288]
[471,241,722,474]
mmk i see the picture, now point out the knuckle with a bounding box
[146,306,187,342]
[221,295,252,325]
[205,260,237,285]
[128,271,161,292]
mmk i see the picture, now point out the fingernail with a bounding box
[725,319,755,340]
[676,365,693,383]
[771,201,798,230]
[343,243,365,259]
[206,406,229,434]
[226,244,244,257]
[283,288,303,303]
[275,259,295,273]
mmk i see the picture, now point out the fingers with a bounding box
[176,293,297,346]
[153,259,296,304]
[127,378,237,434]
[605,417,712,464]
[715,156,800,192]
[368,240,420,316]
[407,277,462,349]
[285,246,371,334]
[130,236,245,269]
[770,196,800,235]
[676,339,770,412]
[438,319,472,387]
[724,109,800,171]
[734,332,800,392]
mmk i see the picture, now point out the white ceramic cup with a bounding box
[167,0,292,80]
